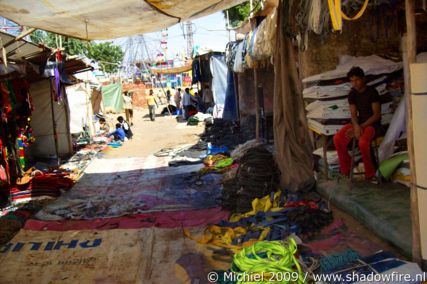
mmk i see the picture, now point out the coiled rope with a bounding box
[231,239,306,283]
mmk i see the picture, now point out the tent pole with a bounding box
[254,68,260,142]
[62,86,73,155]
[404,0,422,266]
[49,78,60,165]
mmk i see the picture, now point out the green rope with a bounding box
[230,239,306,284]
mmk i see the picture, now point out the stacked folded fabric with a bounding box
[304,55,403,136]
[10,173,74,203]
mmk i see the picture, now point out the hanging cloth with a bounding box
[0,82,12,114]
[6,80,17,111]
[54,66,62,101]
[17,137,25,169]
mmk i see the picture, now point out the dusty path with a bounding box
[102,108,204,158]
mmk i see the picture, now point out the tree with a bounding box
[87,42,124,74]
[30,31,124,74]
[30,30,86,56]
[223,1,262,28]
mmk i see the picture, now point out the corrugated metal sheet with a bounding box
[0,30,44,62]
[0,0,246,40]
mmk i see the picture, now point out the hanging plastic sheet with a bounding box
[210,55,227,118]
[232,41,245,73]
[222,68,238,121]
[101,83,123,113]
[378,98,407,162]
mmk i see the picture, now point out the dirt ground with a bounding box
[102,108,204,158]
[100,108,403,258]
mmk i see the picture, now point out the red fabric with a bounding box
[24,207,230,231]
[333,124,376,178]
[284,200,319,209]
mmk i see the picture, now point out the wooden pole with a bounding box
[404,0,422,264]
[49,79,60,165]
[3,28,36,48]
[254,68,260,142]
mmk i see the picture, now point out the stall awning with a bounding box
[151,61,192,75]
[0,30,45,62]
[0,0,245,40]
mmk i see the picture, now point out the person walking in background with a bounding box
[202,85,214,113]
[182,88,197,120]
[147,89,158,121]
[166,90,171,104]
[123,91,134,126]
[174,88,182,109]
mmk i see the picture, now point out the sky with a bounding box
[110,12,234,64]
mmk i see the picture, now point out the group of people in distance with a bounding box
[172,85,214,120]
[98,116,133,142]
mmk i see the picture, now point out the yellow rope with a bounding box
[328,0,370,31]
[341,0,370,20]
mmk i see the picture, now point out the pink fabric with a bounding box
[24,207,229,231]
[333,124,376,178]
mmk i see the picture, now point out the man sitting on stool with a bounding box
[333,67,381,181]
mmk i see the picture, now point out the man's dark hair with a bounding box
[115,123,121,128]
[185,88,190,93]
[178,88,181,91]
[347,66,365,79]
[117,116,124,122]
[99,118,106,123]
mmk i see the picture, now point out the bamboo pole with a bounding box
[49,79,60,165]
[254,68,260,142]
[404,0,422,264]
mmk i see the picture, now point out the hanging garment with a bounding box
[17,137,25,169]
[54,66,62,101]
[0,82,12,114]
[232,42,245,73]
[6,81,17,111]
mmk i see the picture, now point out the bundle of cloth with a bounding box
[303,55,403,136]
[10,171,74,203]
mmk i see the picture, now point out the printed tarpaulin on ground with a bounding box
[34,158,223,220]
[101,83,123,113]
[0,228,230,283]
[25,207,229,231]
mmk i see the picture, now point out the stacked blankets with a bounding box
[10,172,74,203]
[304,55,403,136]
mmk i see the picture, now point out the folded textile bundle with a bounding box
[304,56,403,136]
[10,172,74,202]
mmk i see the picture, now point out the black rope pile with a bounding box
[221,145,280,213]
[282,207,333,239]
[200,119,255,151]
